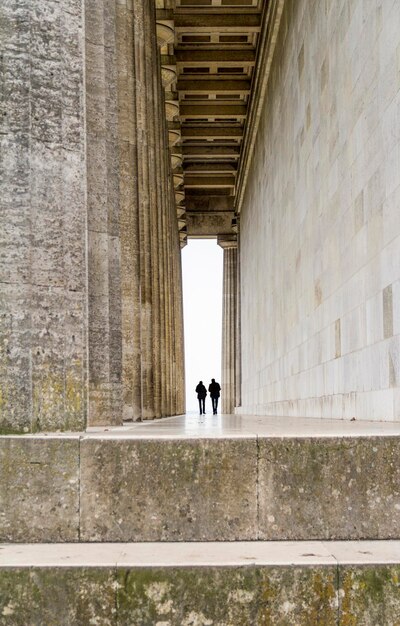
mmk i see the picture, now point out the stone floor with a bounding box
[85,412,400,439]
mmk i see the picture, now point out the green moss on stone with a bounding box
[0,568,116,626]
[340,565,400,625]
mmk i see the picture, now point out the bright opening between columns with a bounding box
[182,239,223,413]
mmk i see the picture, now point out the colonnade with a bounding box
[114,0,185,423]
[0,0,184,433]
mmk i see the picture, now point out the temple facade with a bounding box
[1,0,400,622]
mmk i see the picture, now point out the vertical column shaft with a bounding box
[220,241,238,414]
[133,0,154,420]
[0,0,88,432]
[117,0,142,422]
[86,0,123,426]
[235,231,242,408]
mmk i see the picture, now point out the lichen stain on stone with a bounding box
[145,581,174,615]
[339,572,358,626]
[1,602,15,616]
[181,611,213,626]
[257,575,277,625]
[228,589,255,604]
[257,569,337,625]
[31,363,84,431]
[300,571,336,625]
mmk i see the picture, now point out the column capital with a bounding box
[217,235,237,250]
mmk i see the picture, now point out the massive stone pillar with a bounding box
[133,0,154,420]
[116,0,142,422]
[0,0,88,433]
[219,237,238,414]
[235,225,242,409]
[85,0,123,426]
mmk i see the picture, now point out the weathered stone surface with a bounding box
[0,0,87,433]
[339,566,400,625]
[0,563,338,625]
[80,438,257,541]
[118,566,337,625]
[0,568,115,625]
[0,438,79,542]
[85,0,123,427]
[259,437,400,540]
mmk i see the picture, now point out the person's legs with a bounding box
[198,398,202,414]
[215,397,219,414]
[212,397,217,414]
[201,398,205,414]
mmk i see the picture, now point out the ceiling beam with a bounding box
[184,163,237,173]
[182,146,241,158]
[174,14,261,30]
[175,50,256,63]
[181,126,243,139]
[185,196,235,211]
[180,104,247,118]
[177,79,251,94]
[184,175,236,188]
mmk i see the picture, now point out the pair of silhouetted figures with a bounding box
[195,379,221,415]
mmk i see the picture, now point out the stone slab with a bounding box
[258,437,400,540]
[79,437,258,541]
[0,438,79,542]
[0,564,338,625]
[2,541,400,625]
[2,539,400,568]
[4,559,400,625]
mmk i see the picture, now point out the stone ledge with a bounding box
[1,435,400,542]
[1,542,400,625]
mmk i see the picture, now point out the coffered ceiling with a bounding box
[155,0,282,244]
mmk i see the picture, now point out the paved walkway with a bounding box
[85,412,400,439]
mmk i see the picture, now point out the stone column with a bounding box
[133,0,155,420]
[145,1,162,418]
[116,0,142,422]
[218,237,238,414]
[0,0,88,432]
[85,0,123,427]
[235,222,242,408]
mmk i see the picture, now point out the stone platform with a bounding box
[2,415,400,542]
[1,541,400,624]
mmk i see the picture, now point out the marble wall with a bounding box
[239,0,400,420]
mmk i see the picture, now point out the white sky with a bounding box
[182,239,223,412]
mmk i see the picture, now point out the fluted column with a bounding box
[235,222,242,408]
[117,0,142,422]
[145,1,162,418]
[218,237,238,414]
[86,0,123,426]
[133,0,155,420]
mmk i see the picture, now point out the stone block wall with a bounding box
[239,0,400,420]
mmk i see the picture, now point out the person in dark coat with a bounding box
[195,381,207,415]
[208,378,221,414]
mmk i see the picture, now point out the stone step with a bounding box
[1,540,400,624]
[1,415,400,543]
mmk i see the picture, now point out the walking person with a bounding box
[195,381,207,415]
[208,378,221,415]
